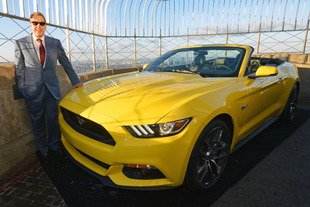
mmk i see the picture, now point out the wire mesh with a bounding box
[0,16,30,63]
[136,37,160,66]
[259,31,306,53]
[107,37,135,69]
[0,0,309,72]
[228,33,259,53]
[188,35,227,45]
[94,36,107,71]
[68,31,94,74]
[161,37,188,53]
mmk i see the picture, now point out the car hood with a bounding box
[61,71,232,124]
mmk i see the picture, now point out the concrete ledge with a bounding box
[79,70,103,83]
[272,53,289,61]
[102,69,113,76]
[259,54,273,58]
[256,53,310,65]
[0,65,16,91]
[288,54,307,64]
[305,55,310,65]
[111,68,139,75]
[295,63,310,69]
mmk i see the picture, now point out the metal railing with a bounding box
[0,0,309,74]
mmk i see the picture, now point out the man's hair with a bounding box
[30,12,46,22]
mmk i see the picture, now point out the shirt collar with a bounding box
[32,34,45,43]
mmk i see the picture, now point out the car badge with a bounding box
[241,104,248,110]
[77,116,86,126]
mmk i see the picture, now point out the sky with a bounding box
[1,0,309,36]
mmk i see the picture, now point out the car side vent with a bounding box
[60,107,116,146]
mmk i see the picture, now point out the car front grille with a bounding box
[60,107,116,146]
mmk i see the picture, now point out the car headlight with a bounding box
[124,118,191,138]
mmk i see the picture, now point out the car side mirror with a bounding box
[248,66,278,79]
[142,63,150,71]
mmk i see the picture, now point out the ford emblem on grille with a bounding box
[77,116,86,126]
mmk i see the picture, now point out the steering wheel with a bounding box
[213,64,232,71]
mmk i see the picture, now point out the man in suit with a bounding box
[15,12,83,160]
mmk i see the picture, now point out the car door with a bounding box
[233,71,284,142]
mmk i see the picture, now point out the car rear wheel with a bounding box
[185,119,231,191]
[281,84,299,122]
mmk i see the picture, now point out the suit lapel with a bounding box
[26,35,41,66]
[44,36,51,67]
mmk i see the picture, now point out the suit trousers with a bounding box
[25,85,60,154]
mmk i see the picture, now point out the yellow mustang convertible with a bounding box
[59,44,299,191]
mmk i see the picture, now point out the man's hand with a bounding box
[73,82,84,88]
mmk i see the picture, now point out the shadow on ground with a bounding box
[41,108,310,207]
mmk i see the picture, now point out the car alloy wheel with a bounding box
[281,84,299,122]
[288,86,298,120]
[185,119,231,191]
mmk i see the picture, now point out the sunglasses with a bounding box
[31,21,46,26]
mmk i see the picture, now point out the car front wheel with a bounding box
[185,119,231,191]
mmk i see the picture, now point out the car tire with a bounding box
[281,84,299,123]
[185,119,231,191]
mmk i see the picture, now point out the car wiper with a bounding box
[173,70,196,74]
[160,69,196,74]
[156,69,196,74]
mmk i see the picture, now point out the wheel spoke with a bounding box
[198,160,209,183]
[208,128,224,148]
[215,128,223,143]
[210,159,222,174]
[207,161,215,183]
[212,152,229,161]
[214,142,228,151]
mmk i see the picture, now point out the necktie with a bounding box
[37,39,45,66]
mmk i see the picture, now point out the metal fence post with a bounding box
[2,0,8,14]
[105,36,109,69]
[66,28,71,61]
[186,35,189,46]
[226,31,229,44]
[64,0,71,61]
[92,33,97,71]
[303,17,310,54]
[134,29,137,67]
[257,22,262,54]
[257,31,261,54]
[159,29,162,56]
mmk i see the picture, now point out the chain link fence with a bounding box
[1,0,309,73]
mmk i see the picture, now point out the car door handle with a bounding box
[278,77,286,82]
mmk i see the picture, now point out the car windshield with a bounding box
[145,47,245,77]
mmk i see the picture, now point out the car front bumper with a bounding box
[59,111,197,189]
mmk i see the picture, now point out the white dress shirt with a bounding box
[32,34,46,65]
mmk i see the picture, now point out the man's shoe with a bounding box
[36,151,49,165]
[49,148,64,160]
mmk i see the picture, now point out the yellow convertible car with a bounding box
[59,44,299,191]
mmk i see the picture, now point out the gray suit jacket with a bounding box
[15,35,80,101]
